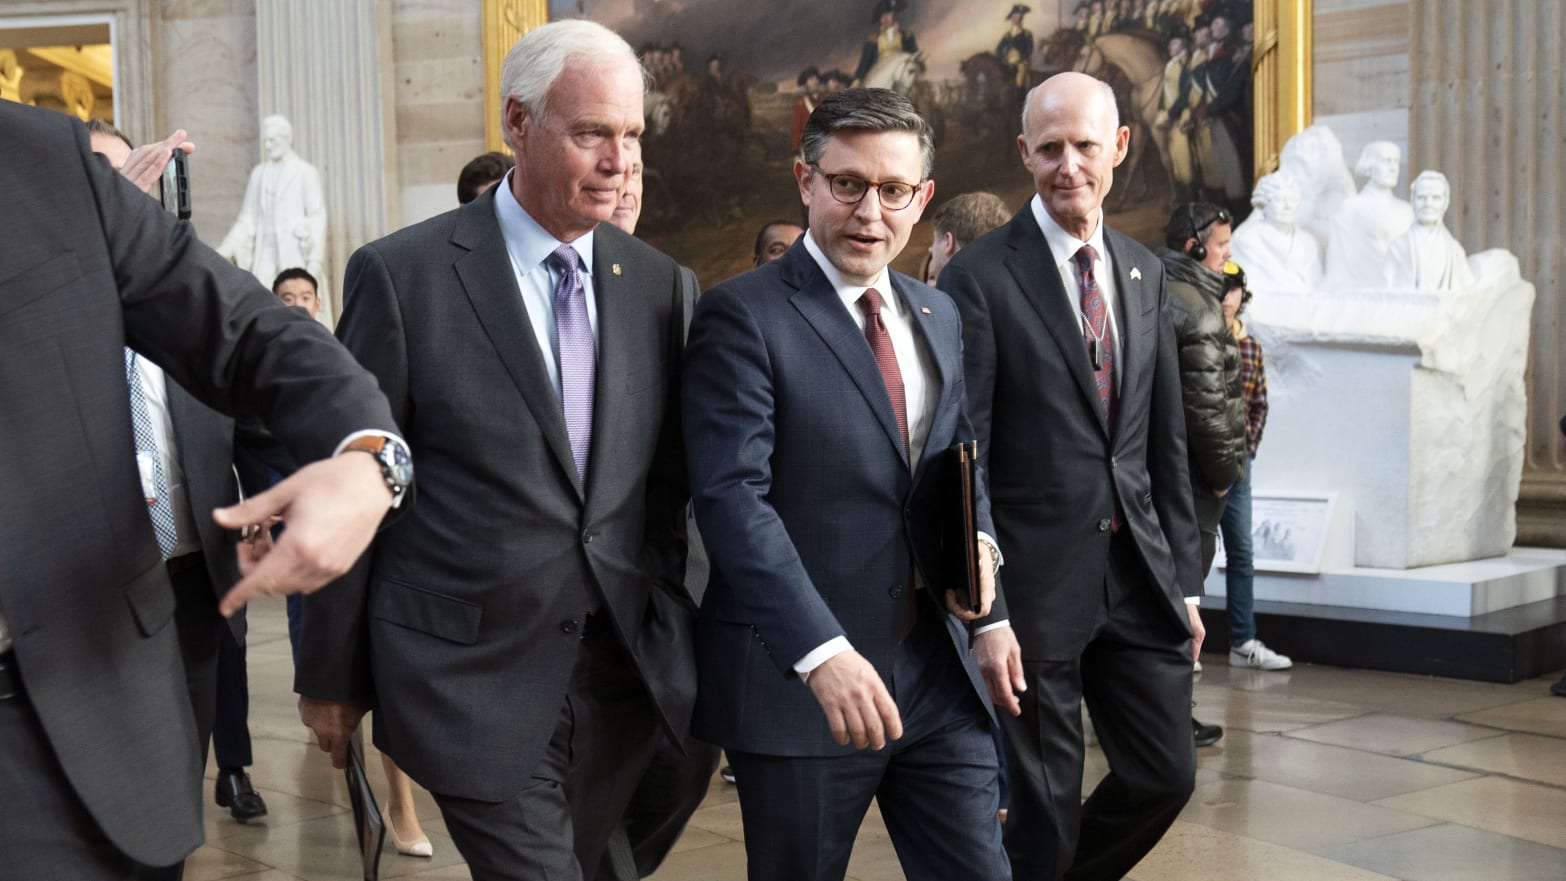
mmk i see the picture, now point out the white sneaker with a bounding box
[1193,658,1203,673]
[1230,639,1293,670]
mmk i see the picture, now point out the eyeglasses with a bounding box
[810,165,923,211]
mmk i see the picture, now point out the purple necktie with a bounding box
[549,244,595,480]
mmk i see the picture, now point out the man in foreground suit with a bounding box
[684,87,1010,881]
[294,20,695,881]
[938,72,1205,881]
[0,99,404,878]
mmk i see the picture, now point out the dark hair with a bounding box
[271,267,319,295]
[753,219,800,260]
[800,88,935,181]
[457,151,512,205]
[797,66,822,87]
[1164,201,1231,251]
[930,192,1011,248]
[85,118,134,151]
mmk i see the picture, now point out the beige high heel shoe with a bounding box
[387,809,433,858]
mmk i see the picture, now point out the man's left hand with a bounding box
[945,540,996,620]
[118,129,195,194]
[1187,602,1206,663]
[975,625,1025,717]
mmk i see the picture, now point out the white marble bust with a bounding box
[218,115,327,291]
[1230,170,1322,291]
[1323,141,1415,286]
[1279,124,1356,247]
[1384,170,1473,291]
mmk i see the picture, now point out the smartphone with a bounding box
[160,150,191,220]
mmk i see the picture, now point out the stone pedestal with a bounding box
[1245,251,1533,569]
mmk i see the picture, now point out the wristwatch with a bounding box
[341,434,413,506]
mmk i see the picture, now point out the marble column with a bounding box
[1409,0,1566,545]
[256,0,398,322]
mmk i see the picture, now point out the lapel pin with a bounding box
[612,263,623,276]
[1130,267,1142,280]
[920,306,931,314]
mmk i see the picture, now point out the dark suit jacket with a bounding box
[684,241,998,757]
[0,100,396,867]
[938,208,1202,661]
[166,383,246,641]
[295,191,693,802]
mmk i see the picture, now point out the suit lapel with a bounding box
[1003,212,1109,438]
[892,277,956,476]
[1103,230,1148,425]
[450,197,582,496]
[584,228,650,504]
[783,247,909,466]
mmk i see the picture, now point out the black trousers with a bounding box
[433,622,661,881]
[211,623,252,770]
[1000,531,1196,881]
[600,730,721,880]
[727,604,1010,881]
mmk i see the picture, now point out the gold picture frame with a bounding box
[1252,0,1313,178]
[482,0,549,153]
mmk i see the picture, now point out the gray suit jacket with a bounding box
[296,191,694,802]
[166,383,246,640]
[0,100,397,867]
[939,208,1203,660]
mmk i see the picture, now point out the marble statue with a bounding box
[1384,170,1473,292]
[1230,170,1322,291]
[1322,141,1414,286]
[218,115,327,293]
[1278,124,1356,247]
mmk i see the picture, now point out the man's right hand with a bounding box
[117,129,195,194]
[298,697,369,769]
[805,650,903,750]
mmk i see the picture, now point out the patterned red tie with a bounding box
[1074,245,1117,433]
[858,288,909,457]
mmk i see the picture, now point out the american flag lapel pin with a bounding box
[920,307,932,314]
[612,263,623,276]
[1130,266,1142,281]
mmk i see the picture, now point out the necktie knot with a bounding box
[548,245,582,303]
[858,287,884,317]
[1073,244,1097,274]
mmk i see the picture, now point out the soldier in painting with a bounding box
[853,0,919,85]
[996,5,1034,89]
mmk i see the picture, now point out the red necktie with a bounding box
[859,288,909,457]
[1073,245,1117,434]
[860,288,919,637]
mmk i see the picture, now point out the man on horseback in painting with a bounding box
[996,5,1035,89]
[853,0,918,86]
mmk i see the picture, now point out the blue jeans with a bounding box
[1219,457,1255,648]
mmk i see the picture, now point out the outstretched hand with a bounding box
[213,452,392,616]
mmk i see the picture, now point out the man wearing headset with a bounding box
[1159,202,1245,747]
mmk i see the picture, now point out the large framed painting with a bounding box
[488,0,1303,287]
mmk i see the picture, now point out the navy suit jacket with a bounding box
[684,241,998,757]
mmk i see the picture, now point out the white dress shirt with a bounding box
[1031,195,1124,389]
[494,170,601,401]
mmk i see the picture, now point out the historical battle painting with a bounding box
[548,0,1255,285]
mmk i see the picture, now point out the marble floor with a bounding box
[187,597,1566,881]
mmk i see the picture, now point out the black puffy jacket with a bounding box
[1159,249,1245,492]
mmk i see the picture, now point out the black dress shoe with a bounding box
[215,769,269,822]
[1192,717,1224,748]
[1551,675,1566,697]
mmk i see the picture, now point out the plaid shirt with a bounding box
[1235,320,1267,458]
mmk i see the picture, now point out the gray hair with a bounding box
[799,88,935,180]
[1353,140,1399,181]
[1410,169,1450,197]
[1020,75,1119,137]
[499,19,644,147]
[1250,169,1300,209]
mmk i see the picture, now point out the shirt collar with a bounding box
[803,230,893,315]
[1030,194,1109,271]
[493,170,596,276]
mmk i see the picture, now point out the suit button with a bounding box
[1098,519,1112,532]
[582,529,595,544]
[1110,456,1118,469]
[889,585,904,599]
[561,619,579,634]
